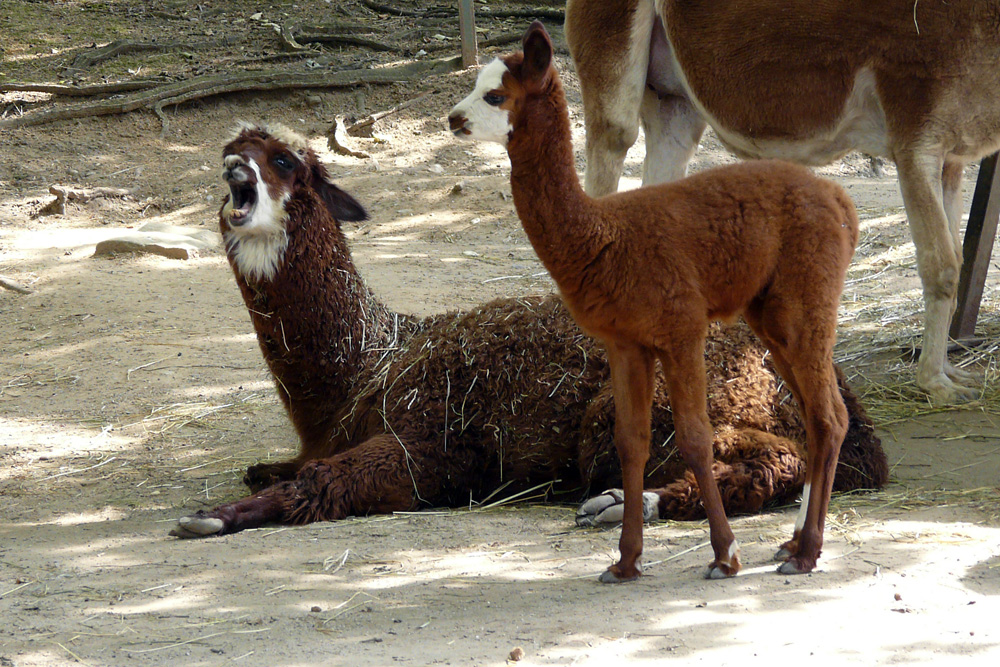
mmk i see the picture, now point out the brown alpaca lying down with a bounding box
[171,125,887,547]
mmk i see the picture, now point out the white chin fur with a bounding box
[450,59,513,145]
[224,158,291,282]
[225,230,289,282]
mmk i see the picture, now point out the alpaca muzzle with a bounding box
[448,113,471,136]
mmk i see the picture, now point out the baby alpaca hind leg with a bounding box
[751,301,848,574]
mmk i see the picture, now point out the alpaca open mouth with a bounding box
[228,182,257,225]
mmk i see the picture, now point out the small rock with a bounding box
[462,250,480,257]
[310,606,322,613]
[450,181,465,195]
[428,163,444,174]
[305,95,323,107]
[509,646,525,661]
[94,238,198,260]
[93,222,220,260]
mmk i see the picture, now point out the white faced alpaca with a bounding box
[449,59,515,145]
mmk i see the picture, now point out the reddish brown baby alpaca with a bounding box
[449,22,860,581]
[170,123,886,566]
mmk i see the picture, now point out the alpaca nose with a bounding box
[222,155,254,185]
[448,113,469,134]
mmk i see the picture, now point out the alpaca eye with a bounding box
[484,93,506,106]
[273,154,295,171]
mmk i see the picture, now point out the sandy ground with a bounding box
[2,7,1000,666]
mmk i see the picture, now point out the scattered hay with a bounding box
[836,217,1000,426]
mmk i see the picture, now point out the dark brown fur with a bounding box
[171,125,886,542]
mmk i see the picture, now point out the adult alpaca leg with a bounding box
[896,150,977,402]
[172,434,423,537]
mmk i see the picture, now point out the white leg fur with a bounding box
[794,482,811,533]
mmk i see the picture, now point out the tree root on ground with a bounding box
[0,57,461,132]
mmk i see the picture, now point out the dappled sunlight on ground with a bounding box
[3,3,999,664]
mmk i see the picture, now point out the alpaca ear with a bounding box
[310,162,368,223]
[521,20,552,84]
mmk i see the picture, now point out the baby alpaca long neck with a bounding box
[506,75,611,297]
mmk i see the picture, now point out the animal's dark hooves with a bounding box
[169,513,225,539]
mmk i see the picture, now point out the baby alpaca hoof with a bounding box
[598,564,641,584]
[704,561,740,580]
[170,513,225,539]
[575,489,659,527]
[777,557,816,575]
[774,537,798,562]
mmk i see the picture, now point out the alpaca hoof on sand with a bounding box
[776,557,815,575]
[598,566,641,584]
[575,489,659,527]
[704,565,736,580]
[774,546,793,561]
[169,514,225,539]
[920,371,979,405]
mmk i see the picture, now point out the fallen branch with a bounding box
[326,116,370,158]
[0,80,167,97]
[346,91,429,137]
[36,185,134,216]
[359,1,563,21]
[423,31,523,53]
[51,185,132,201]
[0,275,32,295]
[478,6,565,21]
[274,24,311,52]
[0,57,462,131]
[71,37,242,69]
[359,0,424,17]
[296,33,398,52]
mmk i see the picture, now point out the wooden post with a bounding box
[458,0,478,69]
[950,152,1000,340]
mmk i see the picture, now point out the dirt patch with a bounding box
[2,2,999,665]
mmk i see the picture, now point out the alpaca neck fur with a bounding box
[226,188,404,447]
[506,72,611,295]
